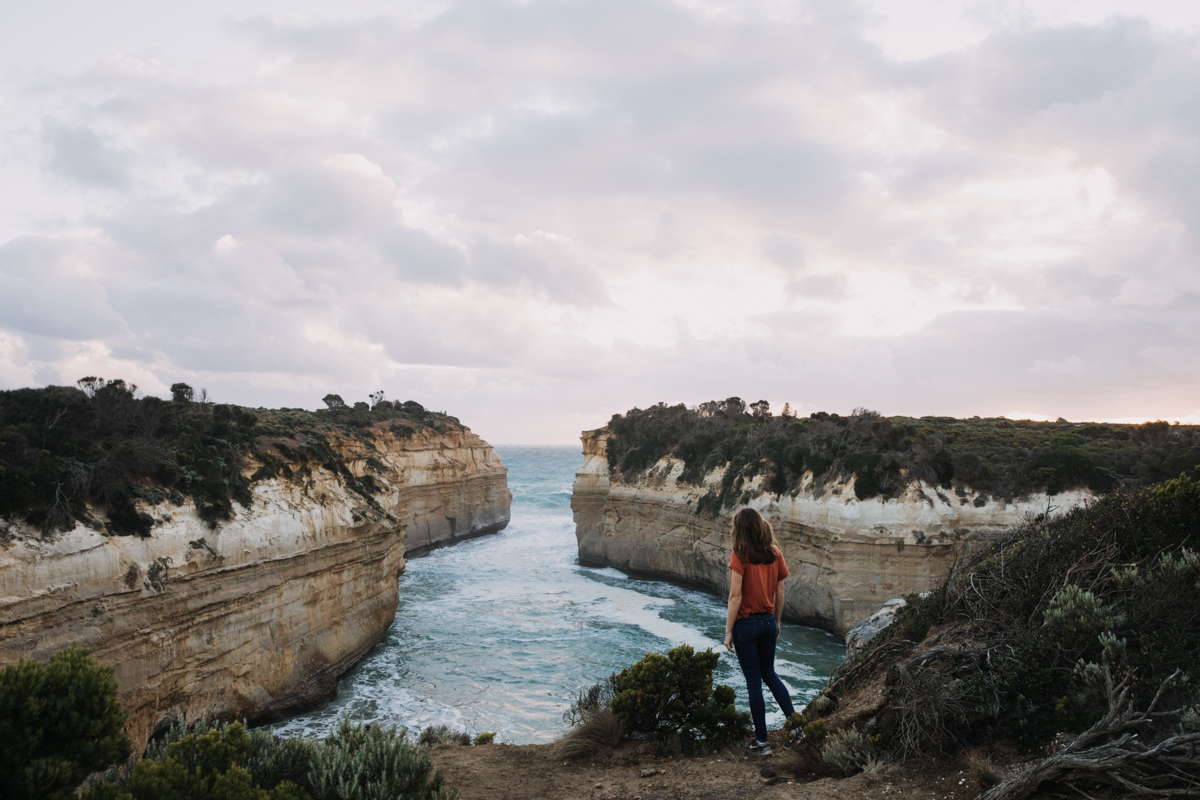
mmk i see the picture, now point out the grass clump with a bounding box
[555,675,624,760]
[821,729,879,776]
[416,726,471,747]
[603,400,1200,512]
[554,709,624,761]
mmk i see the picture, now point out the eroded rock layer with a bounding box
[0,427,510,749]
[572,429,1090,638]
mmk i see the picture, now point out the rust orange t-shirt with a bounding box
[729,546,789,620]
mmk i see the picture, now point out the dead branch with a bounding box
[977,666,1200,800]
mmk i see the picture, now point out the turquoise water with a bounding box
[276,445,844,743]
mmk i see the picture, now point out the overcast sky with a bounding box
[2,0,1199,444]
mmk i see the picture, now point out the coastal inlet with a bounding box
[277,445,845,743]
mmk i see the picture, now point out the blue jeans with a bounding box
[732,612,795,742]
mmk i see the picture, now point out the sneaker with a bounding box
[746,739,773,756]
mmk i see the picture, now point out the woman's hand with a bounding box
[725,569,743,654]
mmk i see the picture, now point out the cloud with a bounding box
[2,0,1199,441]
[42,120,131,187]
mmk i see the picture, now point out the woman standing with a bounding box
[723,508,796,755]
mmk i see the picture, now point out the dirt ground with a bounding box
[432,731,987,800]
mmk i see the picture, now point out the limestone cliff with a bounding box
[0,426,509,749]
[572,429,1092,638]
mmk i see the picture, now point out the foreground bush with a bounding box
[609,645,745,752]
[307,719,456,800]
[0,646,131,800]
[82,723,305,800]
[85,718,456,800]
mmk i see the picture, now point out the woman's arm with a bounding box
[724,569,743,652]
[774,579,786,638]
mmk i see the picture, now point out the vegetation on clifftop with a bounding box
[603,399,1200,512]
[0,379,462,536]
[813,473,1200,796]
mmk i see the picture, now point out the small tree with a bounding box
[170,383,195,404]
[609,645,744,751]
[321,394,346,412]
[368,390,387,410]
[0,646,131,800]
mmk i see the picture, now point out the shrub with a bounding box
[609,645,745,752]
[822,729,878,776]
[471,732,495,746]
[308,719,455,800]
[244,730,318,791]
[0,646,131,800]
[416,725,470,746]
[783,713,828,748]
[81,722,306,800]
[89,717,455,800]
[806,693,835,717]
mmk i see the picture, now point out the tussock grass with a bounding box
[553,709,623,760]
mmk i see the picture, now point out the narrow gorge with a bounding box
[573,427,1093,638]
[0,420,510,750]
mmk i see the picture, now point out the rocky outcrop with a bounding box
[844,598,908,657]
[572,429,1092,638]
[0,426,509,750]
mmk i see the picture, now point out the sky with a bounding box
[2,0,1200,444]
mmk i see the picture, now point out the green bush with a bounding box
[609,645,745,752]
[0,646,131,800]
[782,712,827,747]
[89,718,455,800]
[307,719,456,800]
[82,723,306,800]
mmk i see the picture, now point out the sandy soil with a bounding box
[432,732,987,800]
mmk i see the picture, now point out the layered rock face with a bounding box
[572,429,1091,638]
[0,427,509,750]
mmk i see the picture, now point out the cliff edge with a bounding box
[572,428,1090,637]
[0,424,510,750]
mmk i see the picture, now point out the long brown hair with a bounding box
[732,508,777,565]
